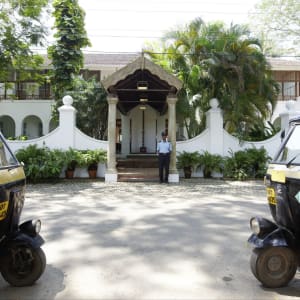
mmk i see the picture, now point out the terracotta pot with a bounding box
[88,169,97,179]
[65,169,74,179]
[183,166,192,179]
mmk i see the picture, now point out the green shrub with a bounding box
[64,148,84,171]
[223,147,270,180]
[198,151,224,178]
[79,149,107,170]
[15,145,65,183]
[176,151,200,169]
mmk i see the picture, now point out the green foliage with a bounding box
[7,136,28,141]
[15,145,65,183]
[198,151,224,178]
[176,148,270,180]
[80,149,107,171]
[69,77,108,139]
[176,151,200,169]
[145,18,279,140]
[241,121,281,141]
[15,145,107,182]
[223,147,271,180]
[48,0,91,102]
[0,0,50,83]
[250,0,300,56]
[64,148,83,171]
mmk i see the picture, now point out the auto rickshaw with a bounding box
[0,132,46,286]
[248,116,300,288]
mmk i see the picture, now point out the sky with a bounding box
[76,0,261,53]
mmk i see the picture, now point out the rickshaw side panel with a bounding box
[0,167,26,237]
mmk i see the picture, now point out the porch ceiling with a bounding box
[115,69,173,114]
[102,56,182,114]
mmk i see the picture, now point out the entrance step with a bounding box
[117,154,159,182]
[117,168,159,182]
[117,154,158,168]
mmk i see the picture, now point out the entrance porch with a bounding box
[102,55,182,183]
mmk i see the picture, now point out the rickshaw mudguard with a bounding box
[0,233,44,257]
[12,232,45,248]
[248,227,295,248]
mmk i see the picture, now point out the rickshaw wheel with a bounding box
[250,246,297,288]
[1,245,46,287]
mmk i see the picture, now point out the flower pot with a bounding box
[65,169,75,179]
[183,166,192,179]
[203,169,212,178]
[88,169,97,179]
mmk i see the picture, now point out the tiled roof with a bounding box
[268,58,300,70]
[83,53,140,66]
[41,53,300,71]
[41,52,141,68]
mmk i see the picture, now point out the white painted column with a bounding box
[57,95,76,148]
[167,95,179,183]
[280,100,300,139]
[105,95,118,183]
[15,119,23,137]
[121,114,130,156]
[206,98,224,155]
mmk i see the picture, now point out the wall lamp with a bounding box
[137,81,148,90]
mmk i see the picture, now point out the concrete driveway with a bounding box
[1,179,300,300]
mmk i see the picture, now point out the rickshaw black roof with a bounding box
[289,116,300,125]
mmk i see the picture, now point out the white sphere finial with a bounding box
[286,100,295,111]
[63,95,73,106]
[210,98,219,109]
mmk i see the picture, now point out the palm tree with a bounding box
[145,19,279,140]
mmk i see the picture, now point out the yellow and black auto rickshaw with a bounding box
[0,132,46,286]
[249,116,300,288]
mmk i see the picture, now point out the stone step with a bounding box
[117,168,159,182]
[117,155,158,168]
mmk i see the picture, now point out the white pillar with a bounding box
[167,95,179,183]
[105,95,118,183]
[206,98,224,155]
[15,119,23,137]
[57,95,76,149]
[121,114,130,156]
[280,100,300,139]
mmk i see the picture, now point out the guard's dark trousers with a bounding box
[158,153,170,182]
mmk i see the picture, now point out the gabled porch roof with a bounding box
[102,55,182,114]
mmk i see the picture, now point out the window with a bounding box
[0,140,18,167]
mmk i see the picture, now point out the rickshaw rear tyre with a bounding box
[1,246,46,287]
[250,246,297,288]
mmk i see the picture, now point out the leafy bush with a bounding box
[176,151,201,178]
[223,147,271,180]
[198,151,224,178]
[80,149,107,170]
[64,148,84,171]
[176,151,200,169]
[7,136,28,141]
[15,145,65,183]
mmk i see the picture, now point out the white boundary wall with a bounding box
[6,96,300,178]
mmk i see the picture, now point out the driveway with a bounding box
[1,179,300,300]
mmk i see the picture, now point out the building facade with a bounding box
[0,53,300,142]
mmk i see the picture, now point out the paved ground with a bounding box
[1,178,300,300]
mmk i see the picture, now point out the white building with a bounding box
[0,53,300,141]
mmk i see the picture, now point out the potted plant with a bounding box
[82,149,107,179]
[64,148,82,179]
[176,151,200,178]
[198,150,224,178]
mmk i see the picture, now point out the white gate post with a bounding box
[206,98,224,155]
[57,95,76,149]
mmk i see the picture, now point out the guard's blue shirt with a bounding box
[157,140,172,154]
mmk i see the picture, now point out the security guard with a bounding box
[157,131,172,183]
